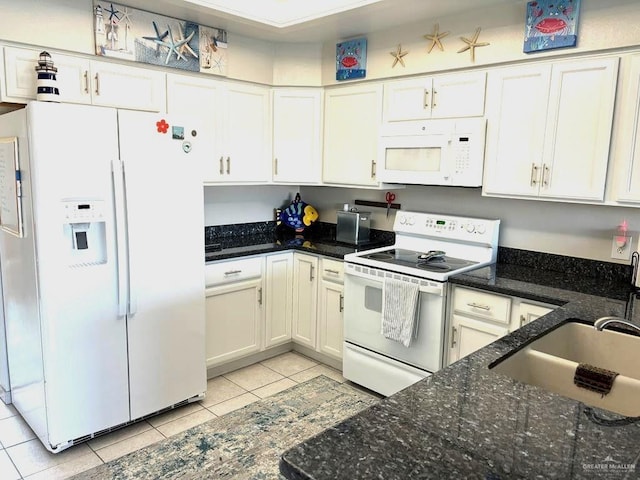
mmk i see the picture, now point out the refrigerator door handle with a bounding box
[112,159,131,317]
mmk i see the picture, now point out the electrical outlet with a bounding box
[611,235,632,261]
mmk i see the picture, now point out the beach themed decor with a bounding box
[34,52,60,102]
[457,27,490,62]
[524,0,581,53]
[93,1,228,75]
[336,37,367,81]
[276,193,319,233]
[424,24,449,53]
[390,44,408,68]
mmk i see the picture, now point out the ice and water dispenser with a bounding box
[62,200,107,266]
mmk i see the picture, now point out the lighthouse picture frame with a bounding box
[523,0,581,54]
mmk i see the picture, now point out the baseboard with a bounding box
[206,342,343,378]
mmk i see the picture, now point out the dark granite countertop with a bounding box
[204,222,395,262]
[280,250,640,479]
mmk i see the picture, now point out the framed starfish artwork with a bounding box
[93,1,228,76]
[523,0,581,53]
[336,38,367,81]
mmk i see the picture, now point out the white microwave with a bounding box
[377,118,486,186]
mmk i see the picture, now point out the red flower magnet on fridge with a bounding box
[156,119,169,134]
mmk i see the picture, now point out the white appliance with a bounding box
[343,210,499,396]
[377,118,486,186]
[0,269,9,404]
[0,102,206,453]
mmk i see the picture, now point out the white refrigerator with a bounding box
[0,101,207,453]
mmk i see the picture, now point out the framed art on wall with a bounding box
[524,0,581,53]
[336,37,367,81]
[93,1,228,75]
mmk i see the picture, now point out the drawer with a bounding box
[205,256,262,287]
[320,258,344,283]
[452,286,511,324]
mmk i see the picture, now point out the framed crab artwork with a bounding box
[336,37,367,81]
[523,0,581,53]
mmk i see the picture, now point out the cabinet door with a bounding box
[615,54,640,202]
[223,82,271,182]
[166,73,222,182]
[382,77,432,123]
[89,60,166,112]
[318,279,344,360]
[540,58,618,201]
[205,279,263,367]
[514,302,554,330]
[431,71,486,118]
[272,88,322,184]
[264,253,293,348]
[3,47,92,104]
[323,84,382,186]
[483,64,552,197]
[448,314,508,365]
[291,254,319,348]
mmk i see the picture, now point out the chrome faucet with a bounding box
[593,316,640,334]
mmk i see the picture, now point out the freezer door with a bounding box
[117,110,206,419]
[23,102,130,447]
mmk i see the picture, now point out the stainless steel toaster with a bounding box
[336,210,371,245]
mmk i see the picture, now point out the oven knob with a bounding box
[399,215,406,224]
[466,223,476,233]
[408,216,415,225]
[476,223,486,234]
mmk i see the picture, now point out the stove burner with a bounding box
[366,252,395,260]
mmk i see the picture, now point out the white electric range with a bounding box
[342,210,500,396]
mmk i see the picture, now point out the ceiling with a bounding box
[123,0,519,42]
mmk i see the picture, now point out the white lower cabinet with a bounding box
[205,252,344,369]
[291,253,319,348]
[264,253,294,348]
[317,268,345,360]
[447,285,556,365]
[292,254,345,361]
[205,257,264,367]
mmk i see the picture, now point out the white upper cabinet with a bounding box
[483,57,619,202]
[3,46,166,112]
[220,82,271,183]
[382,71,486,124]
[323,83,383,187]
[612,54,640,203]
[272,88,323,184]
[167,73,270,183]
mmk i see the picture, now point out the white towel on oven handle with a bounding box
[381,277,420,347]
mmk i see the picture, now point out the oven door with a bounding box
[343,263,445,379]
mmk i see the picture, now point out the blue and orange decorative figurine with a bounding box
[276,193,319,233]
[35,51,60,102]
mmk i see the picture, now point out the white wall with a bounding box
[321,0,640,85]
[203,185,300,225]
[300,185,640,263]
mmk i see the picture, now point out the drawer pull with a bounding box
[339,294,344,312]
[520,314,526,327]
[467,302,491,311]
[258,287,262,305]
[451,326,457,348]
[224,269,242,276]
[324,268,340,275]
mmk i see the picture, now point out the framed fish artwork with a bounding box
[523,0,581,53]
[336,37,367,81]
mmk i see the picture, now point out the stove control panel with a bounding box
[395,211,500,245]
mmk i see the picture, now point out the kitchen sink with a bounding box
[490,320,640,417]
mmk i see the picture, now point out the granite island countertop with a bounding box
[279,254,640,479]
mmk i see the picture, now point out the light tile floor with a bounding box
[0,352,346,480]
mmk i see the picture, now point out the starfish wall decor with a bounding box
[457,27,490,62]
[390,44,408,68]
[424,23,449,53]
